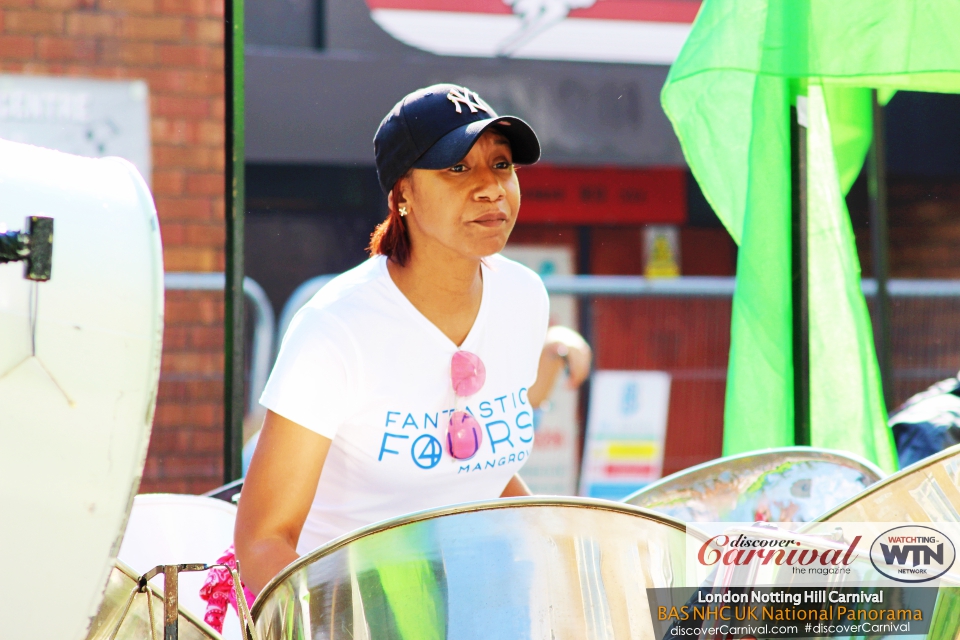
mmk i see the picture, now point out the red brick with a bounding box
[152,94,211,118]
[0,35,35,59]
[161,351,223,375]
[185,172,222,196]
[192,430,222,452]
[35,0,92,9]
[156,43,214,68]
[158,0,208,17]
[165,294,223,324]
[162,324,190,349]
[141,68,185,93]
[182,379,222,401]
[194,119,224,145]
[164,294,223,328]
[184,221,224,245]
[100,0,156,13]
[160,454,221,478]
[66,13,118,37]
[189,324,223,348]
[206,0,223,19]
[120,15,184,41]
[154,144,220,170]
[209,96,224,119]
[184,69,221,96]
[98,40,156,65]
[36,36,95,61]
[155,195,214,220]
[4,10,63,34]
[153,168,186,195]
[188,17,222,44]
[163,246,220,271]
[152,118,189,145]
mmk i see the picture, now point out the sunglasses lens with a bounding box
[451,350,485,397]
[447,411,483,460]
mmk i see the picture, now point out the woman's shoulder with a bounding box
[300,257,389,315]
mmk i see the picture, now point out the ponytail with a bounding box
[368,180,411,267]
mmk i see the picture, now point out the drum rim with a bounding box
[111,558,223,638]
[251,495,699,618]
[623,446,887,507]
[812,442,960,523]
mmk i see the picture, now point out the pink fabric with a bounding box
[199,545,256,633]
[451,350,485,397]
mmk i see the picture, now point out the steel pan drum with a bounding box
[84,560,220,639]
[253,497,699,640]
[622,447,885,523]
[814,443,960,523]
[809,446,960,640]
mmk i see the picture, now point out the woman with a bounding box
[236,84,554,594]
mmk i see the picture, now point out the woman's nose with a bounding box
[473,165,506,200]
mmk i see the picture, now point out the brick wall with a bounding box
[0,0,227,493]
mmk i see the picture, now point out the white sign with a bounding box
[500,245,580,495]
[579,370,671,500]
[0,74,151,184]
[365,0,698,65]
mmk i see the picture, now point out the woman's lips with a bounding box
[472,212,508,227]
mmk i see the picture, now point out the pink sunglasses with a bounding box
[447,350,486,460]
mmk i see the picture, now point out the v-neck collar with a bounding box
[378,256,490,351]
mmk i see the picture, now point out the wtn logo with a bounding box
[880,542,944,567]
[870,526,956,583]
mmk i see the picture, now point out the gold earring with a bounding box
[399,206,408,217]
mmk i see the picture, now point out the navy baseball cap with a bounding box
[374,84,541,194]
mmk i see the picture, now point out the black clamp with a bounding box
[0,216,53,281]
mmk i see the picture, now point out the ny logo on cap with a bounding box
[447,87,491,115]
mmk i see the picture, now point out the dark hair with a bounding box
[368,179,411,266]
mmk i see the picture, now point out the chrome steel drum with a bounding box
[814,443,960,523]
[810,446,960,640]
[253,497,699,640]
[623,447,885,523]
[85,561,220,640]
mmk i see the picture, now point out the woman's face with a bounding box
[399,130,520,261]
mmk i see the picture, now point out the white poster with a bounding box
[364,0,696,65]
[0,74,151,184]
[500,245,580,495]
[579,370,671,500]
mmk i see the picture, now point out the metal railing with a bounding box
[162,273,960,419]
[163,273,275,414]
[277,274,960,406]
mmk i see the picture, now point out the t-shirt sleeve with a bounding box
[259,308,358,440]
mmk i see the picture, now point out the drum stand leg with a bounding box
[139,563,207,640]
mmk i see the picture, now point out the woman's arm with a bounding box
[527,325,593,408]
[500,473,532,497]
[235,410,332,594]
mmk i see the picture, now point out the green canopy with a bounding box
[662,1,960,472]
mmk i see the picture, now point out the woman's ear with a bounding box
[394,173,413,211]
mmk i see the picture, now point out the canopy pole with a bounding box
[791,99,811,446]
[224,0,246,483]
[867,89,893,409]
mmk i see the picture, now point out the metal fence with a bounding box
[165,273,960,468]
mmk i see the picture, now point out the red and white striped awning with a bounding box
[366,0,701,65]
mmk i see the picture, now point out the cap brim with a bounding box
[412,116,541,170]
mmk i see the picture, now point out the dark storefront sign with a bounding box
[518,165,686,224]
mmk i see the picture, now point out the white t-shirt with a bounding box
[260,254,549,554]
